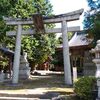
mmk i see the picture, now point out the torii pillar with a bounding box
[12,24,22,84]
[62,21,72,84]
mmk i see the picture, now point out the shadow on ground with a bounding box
[0,73,75,99]
[0,73,72,90]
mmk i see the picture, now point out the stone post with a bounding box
[62,20,72,85]
[0,71,4,82]
[73,67,77,83]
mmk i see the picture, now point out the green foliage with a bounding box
[9,0,53,18]
[0,0,16,19]
[74,76,96,100]
[57,32,73,46]
[83,0,100,46]
[0,0,56,65]
[0,0,17,43]
[10,0,35,18]
[21,33,57,64]
[33,0,53,15]
[0,51,9,69]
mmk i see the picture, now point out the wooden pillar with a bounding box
[12,24,22,84]
[62,20,72,85]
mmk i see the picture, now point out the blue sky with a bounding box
[49,0,89,30]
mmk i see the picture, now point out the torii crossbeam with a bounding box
[4,9,84,85]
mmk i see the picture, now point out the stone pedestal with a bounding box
[19,52,30,79]
[95,63,100,78]
[0,71,4,82]
[92,59,100,78]
[19,62,30,79]
[97,80,100,99]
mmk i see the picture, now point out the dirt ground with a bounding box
[0,71,74,99]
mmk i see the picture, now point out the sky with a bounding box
[49,0,89,30]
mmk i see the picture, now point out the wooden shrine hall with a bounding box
[56,31,94,75]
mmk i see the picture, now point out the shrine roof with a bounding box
[0,47,14,55]
[57,32,93,49]
[69,32,92,47]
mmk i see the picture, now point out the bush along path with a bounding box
[74,76,97,100]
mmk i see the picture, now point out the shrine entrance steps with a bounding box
[0,91,64,100]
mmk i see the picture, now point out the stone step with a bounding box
[0,93,39,98]
[0,92,60,100]
[0,97,39,100]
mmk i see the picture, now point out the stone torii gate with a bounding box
[4,9,83,85]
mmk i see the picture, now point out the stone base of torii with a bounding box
[4,9,84,85]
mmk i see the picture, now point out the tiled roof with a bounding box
[69,32,91,47]
[57,32,93,48]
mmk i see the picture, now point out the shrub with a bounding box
[0,51,9,70]
[74,76,96,100]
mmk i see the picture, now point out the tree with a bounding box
[83,0,100,46]
[0,0,57,67]
[0,0,16,19]
[21,33,57,64]
[57,32,73,46]
[0,0,17,43]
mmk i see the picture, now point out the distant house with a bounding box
[56,32,95,76]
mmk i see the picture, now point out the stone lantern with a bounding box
[91,40,100,77]
[91,40,100,99]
